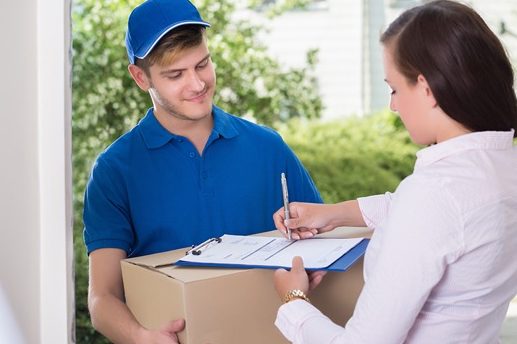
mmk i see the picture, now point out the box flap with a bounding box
[123,247,247,283]
[125,249,185,268]
[159,265,245,283]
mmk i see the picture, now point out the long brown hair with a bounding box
[381,0,517,136]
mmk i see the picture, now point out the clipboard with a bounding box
[175,234,369,272]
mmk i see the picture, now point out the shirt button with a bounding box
[202,171,208,179]
[189,152,195,158]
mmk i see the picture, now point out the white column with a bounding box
[37,0,74,343]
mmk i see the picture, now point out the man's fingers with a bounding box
[162,318,185,334]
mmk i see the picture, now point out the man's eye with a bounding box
[197,59,209,69]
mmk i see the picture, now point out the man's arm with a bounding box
[88,248,184,344]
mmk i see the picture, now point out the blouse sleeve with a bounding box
[357,192,394,229]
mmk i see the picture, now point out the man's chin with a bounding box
[184,110,213,122]
[189,104,213,118]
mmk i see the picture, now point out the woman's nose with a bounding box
[389,97,397,112]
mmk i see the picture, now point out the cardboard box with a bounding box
[121,228,370,344]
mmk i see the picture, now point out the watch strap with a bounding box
[284,289,310,303]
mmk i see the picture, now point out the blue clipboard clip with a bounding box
[186,237,222,256]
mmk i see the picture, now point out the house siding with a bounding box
[258,0,517,119]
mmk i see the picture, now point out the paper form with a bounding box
[178,234,364,269]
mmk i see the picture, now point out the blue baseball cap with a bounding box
[125,0,210,64]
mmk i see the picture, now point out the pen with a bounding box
[281,172,292,240]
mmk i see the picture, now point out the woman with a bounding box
[272,1,517,343]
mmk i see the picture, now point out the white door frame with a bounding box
[37,0,74,342]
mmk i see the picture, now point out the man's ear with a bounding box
[417,74,437,108]
[128,64,151,91]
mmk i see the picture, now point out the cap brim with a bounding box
[135,21,211,61]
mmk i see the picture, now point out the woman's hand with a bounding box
[308,270,327,291]
[273,202,339,240]
[274,256,310,300]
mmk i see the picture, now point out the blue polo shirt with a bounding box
[83,106,322,257]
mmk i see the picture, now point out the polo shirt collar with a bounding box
[212,105,239,139]
[415,129,515,169]
[138,108,174,149]
[138,106,239,149]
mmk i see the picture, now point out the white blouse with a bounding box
[276,130,517,344]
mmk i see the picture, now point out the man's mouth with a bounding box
[186,87,209,102]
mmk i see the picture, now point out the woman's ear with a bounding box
[417,74,438,108]
[128,64,151,91]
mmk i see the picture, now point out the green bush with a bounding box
[279,111,418,203]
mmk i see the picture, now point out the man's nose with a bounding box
[187,71,205,92]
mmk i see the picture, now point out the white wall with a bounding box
[471,0,517,62]
[260,0,517,119]
[264,0,365,119]
[0,0,73,343]
[363,0,388,114]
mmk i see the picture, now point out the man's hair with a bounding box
[135,25,206,75]
[381,0,517,136]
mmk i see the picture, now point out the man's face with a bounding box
[146,39,216,122]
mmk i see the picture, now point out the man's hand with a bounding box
[138,319,186,344]
[89,249,186,344]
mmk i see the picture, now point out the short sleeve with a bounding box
[83,157,134,254]
[357,192,394,229]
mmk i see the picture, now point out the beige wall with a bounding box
[0,0,73,343]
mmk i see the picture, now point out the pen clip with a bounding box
[186,237,222,256]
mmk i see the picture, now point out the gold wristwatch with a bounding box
[284,289,310,303]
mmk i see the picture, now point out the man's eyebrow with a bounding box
[159,54,211,75]
[197,53,211,63]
